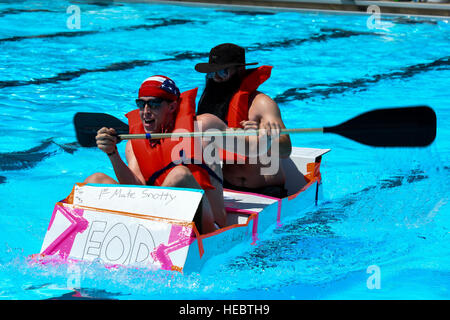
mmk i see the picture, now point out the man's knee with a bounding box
[84,172,117,184]
[163,165,197,187]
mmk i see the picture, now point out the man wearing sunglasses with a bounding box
[195,43,292,198]
[84,75,229,234]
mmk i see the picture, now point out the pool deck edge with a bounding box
[161,0,450,17]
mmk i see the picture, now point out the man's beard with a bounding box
[196,73,241,123]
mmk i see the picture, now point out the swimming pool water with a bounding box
[0,0,449,300]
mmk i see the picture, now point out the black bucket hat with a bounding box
[195,43,258,73]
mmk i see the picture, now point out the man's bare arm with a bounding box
[196,113,269,158]
[247,93,292,158]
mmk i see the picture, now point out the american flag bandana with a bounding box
[138,75,180,101]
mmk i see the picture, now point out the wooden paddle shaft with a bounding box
[75,106,436,147]
[118,127,324,140]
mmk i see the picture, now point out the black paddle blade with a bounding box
[74,112,129,147]
[323,106,436,147]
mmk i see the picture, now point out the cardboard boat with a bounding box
[36,147,330,273]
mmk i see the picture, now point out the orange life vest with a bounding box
[221,65,273,163]
[226,65,272,127]
[126,88,218,189]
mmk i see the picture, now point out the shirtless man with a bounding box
[195,43,292,198]
[84,75,228,233]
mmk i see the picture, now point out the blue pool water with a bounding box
[0,1,449,300]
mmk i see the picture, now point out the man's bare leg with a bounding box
[162,165,217,234]
[203,162,227,228]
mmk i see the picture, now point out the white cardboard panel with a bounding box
[40,210,71,253]
[73,184,204,222]
[41,204,194,270]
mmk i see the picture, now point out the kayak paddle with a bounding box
[323,105,436,147]
[74,112,129,147]
[74,105,436,147]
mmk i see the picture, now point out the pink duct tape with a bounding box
[41,204,89,258]
[223,188,281,201]
[276,199,283,228]
[150,224,196,271]
[251,213,259,245]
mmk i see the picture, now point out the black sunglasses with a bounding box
[207,68,229,79]
[135,98,166,111]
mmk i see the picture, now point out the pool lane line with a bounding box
[0,30,99,43]
[0,8,55,17]
[0,57,174,88]
[216,9,276,15]
[0,1,124,18]
[0,18,196,43]
[0,28,380,89]
[274,55,450,103]
[0,138,79,172]
[2,51,446,102]
[246,28,383,52]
